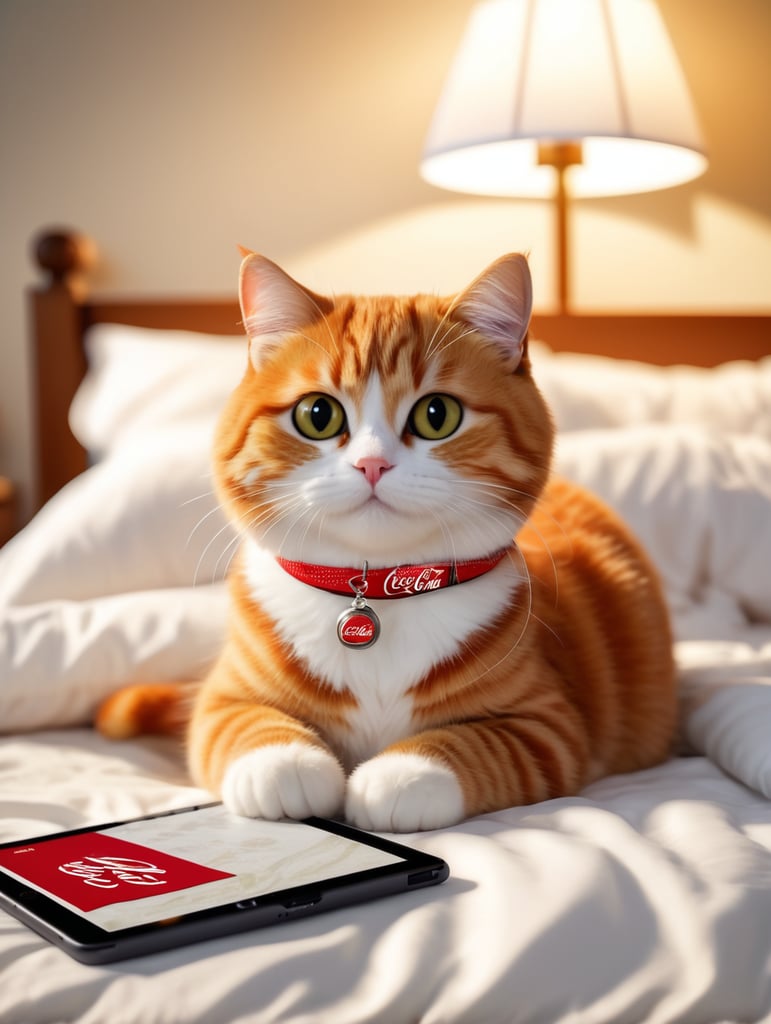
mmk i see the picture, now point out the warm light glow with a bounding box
[422,138,708,198]
[421,0,708,199]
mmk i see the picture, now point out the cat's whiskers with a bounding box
[180,480,226,561]
[209,500,297,579]
[425,318,466,361]
[419,506,460,565]
[258,495,306,533]
[191,528,225,585]
[259,493,321,555]
[188,499,240,585]
[468,481,549,532]
[223,490,304,550]
[424,302,457,361]
[459,544,534,683]
[426,321,478,361]
[208,527,243,584]
[299,291,340,352]
[180,486,217,509]
[469,480,560,596]
[469,478,540,502]
[461,501,526,539]
[293,329,335,358]
[185,501,224,552]
[426,489,513,546]
[291,504,326,559]
[446,480,529,532]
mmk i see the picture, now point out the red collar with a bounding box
[275,550,509,600]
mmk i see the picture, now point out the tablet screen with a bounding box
[0,804,404,933]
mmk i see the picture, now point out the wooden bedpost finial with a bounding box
[33,229,96,284]
[30,227,96,511]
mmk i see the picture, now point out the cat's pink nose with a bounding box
[355,457,393,487]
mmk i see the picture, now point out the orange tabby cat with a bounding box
[96,252,677,831]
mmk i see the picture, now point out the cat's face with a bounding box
[213,255,554,566]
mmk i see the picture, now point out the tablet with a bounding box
[0,803,449,964]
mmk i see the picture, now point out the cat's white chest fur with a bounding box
[241,540,520,769]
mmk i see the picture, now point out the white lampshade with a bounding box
[421,0,707,198]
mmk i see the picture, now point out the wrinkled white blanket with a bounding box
[1,331,771,1023]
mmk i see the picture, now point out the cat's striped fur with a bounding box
[96,253,677,831]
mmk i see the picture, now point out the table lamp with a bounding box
[420,0,708,312]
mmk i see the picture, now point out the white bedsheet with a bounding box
[1,734,770,1024]
[1,335,771,1023]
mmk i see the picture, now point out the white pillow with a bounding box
[0,430,235,607]
[69,324,248,458]
[0,584,228,732]
[555,425,771,638]
[530,343,771,438]
[0,428,235,731]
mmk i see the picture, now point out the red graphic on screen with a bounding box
[0,833,234,911]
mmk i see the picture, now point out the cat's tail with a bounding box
[94,682,198,739]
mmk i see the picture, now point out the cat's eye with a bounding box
[408,394,463,440]
[292,393,347,440]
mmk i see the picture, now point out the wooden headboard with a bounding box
[28,227,771,513]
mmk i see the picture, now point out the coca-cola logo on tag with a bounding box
[383,565,448,596]
[0,833,235,911]
[339,613,377,645]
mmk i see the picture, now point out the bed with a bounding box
[1,227,770,1024]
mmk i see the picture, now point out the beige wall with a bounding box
[1,0,770,519]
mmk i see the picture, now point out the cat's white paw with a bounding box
[221,742,345,820]
[345,752,465,832]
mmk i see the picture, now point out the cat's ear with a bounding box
[239,253,329,368]
[453,254,533,368]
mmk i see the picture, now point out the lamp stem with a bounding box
[538,141,583,315]
[555,160,569,315]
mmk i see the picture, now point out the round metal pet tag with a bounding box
[337,601,381,649]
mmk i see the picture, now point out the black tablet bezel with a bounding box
[0,803,449,964]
